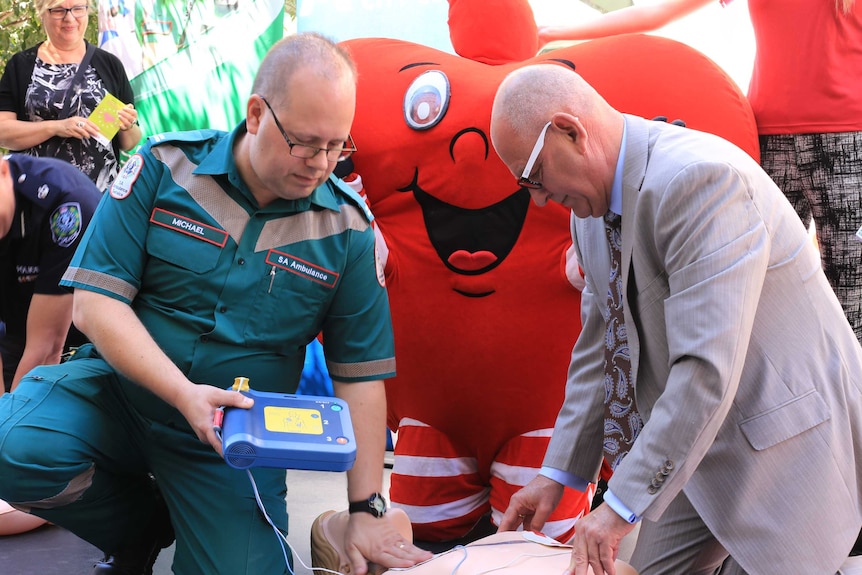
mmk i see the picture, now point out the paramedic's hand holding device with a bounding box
[215,377,357,471]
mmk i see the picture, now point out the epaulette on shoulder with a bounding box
[330,175,374,224]
[147,129,221,148]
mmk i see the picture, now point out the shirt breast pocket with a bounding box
[243,259,335,350]
[145,220,224,274]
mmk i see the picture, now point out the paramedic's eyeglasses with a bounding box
[518,121,552,190]
[261,97,356,163]
[47,5,89,19]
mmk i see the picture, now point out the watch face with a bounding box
[371,494,386,515]
[349,492,387,517]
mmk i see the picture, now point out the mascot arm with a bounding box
[566,212,586,291]
[344,172,390,270]
[565,242,586,292]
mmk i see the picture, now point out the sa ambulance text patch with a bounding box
[110,154,144,200]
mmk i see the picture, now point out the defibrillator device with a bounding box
[217,377,356,472]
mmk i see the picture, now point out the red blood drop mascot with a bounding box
[339,0,757,545]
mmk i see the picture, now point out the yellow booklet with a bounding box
[89,92,126,146]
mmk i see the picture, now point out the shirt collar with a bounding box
[608,120,627,217]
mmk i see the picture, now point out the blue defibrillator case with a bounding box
[220,378,356,471]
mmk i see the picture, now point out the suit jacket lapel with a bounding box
[619,115,653,392]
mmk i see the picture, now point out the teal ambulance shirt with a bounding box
[61,123,395,407]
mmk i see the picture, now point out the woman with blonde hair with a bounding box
[0,0,140,191]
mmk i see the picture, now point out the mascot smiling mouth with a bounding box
[398,168,532,297]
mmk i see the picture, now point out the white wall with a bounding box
[531,0,755,93]
[297,0,756,93]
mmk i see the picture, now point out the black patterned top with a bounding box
[0,42,136,192]
[24,58,118,191]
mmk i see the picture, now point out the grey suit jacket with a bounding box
[545,115,862,573]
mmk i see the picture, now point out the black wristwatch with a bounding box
[348,492,387,518]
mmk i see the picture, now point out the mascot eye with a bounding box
[403,70,450,131]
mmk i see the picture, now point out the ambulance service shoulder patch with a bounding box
[110,154,144,200]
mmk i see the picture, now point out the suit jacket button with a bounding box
[647,485,658,494]
[664,459,674,470]
[650,478,662,489]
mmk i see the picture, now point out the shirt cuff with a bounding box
[603,488,640,524]
[539,466,591,492]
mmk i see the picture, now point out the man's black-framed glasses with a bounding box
[261,97,356,163]
[518,121,552,190]
[47,5,89,19]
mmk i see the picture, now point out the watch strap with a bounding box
[348,492,387,517]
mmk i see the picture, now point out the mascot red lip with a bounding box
[339,0,757,545]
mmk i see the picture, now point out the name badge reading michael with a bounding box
[266,250,339,288]
[150,208,228,247]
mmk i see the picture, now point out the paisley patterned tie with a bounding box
[603,212,643,470]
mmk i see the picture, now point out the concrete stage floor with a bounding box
[2,466,861,575]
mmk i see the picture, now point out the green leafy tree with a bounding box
[0,1,98,72]
[1,0,294,73]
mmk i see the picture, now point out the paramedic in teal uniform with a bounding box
[0,32,432,575]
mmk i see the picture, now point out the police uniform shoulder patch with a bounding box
[50,202,82,247]
[110,154,144,200]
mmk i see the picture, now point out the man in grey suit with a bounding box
[489,63,862,575]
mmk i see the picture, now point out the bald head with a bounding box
[490,64,623,180]
[490,64,623,216]
[491,64,606,147]
[252,32,357,109]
